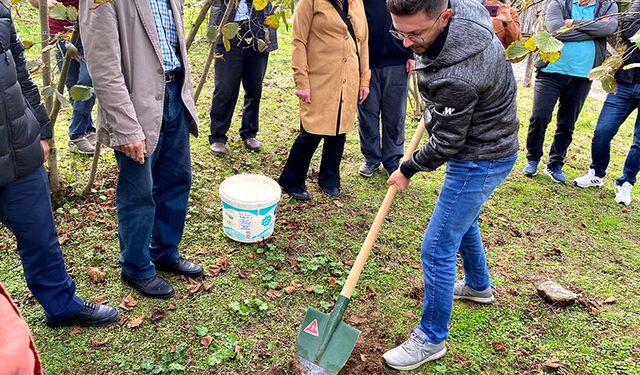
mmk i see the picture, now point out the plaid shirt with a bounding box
[149,0,182,72]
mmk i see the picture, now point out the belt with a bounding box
[164,68,183,83]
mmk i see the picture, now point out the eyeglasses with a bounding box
[389,10,446,43]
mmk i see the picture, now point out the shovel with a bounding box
[296,119,427,375]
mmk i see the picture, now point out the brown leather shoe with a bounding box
[244,137,262,152]
[210,142,227,157]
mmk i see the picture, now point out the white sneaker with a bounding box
[574,169,604,188]
[383,328,447,370]
[614,182,633,206]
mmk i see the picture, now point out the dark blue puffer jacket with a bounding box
[0,2,52,188]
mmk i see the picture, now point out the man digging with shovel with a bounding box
[384,0,520,370]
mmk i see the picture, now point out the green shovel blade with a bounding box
[296,300,361,374]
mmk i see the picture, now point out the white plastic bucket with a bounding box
[219,174,282,243]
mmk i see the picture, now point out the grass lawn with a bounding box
[1,1,639,374]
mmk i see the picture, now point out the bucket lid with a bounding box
[219,174,282,208]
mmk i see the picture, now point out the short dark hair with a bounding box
[387,0,448,17]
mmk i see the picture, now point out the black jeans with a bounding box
[526,70,592,169]
[209,41,269,144]
[278,126,346,192]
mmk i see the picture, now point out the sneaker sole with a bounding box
[574,181,603,188]
[67,146,95,155]
[358,171,374,177]
[544,169,566,184]
[454,294,496,304]
[615,199,632,206]
[385,346,447,371]
[211,151,227,157]
[523,170,537,177]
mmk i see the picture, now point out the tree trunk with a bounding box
[194,0,235,104]
[39,0,60,192]
[82,101,101,196]
[523,53,535,88]
[186,0,215,51]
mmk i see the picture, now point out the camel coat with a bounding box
[292,0,370,136]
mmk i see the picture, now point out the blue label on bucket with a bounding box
[221,202,278,243]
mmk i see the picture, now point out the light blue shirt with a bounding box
[543,0,596,78]
[234,0,250,21]
[150,0,182,72]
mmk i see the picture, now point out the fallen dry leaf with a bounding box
[284,286,297,295]
[185,277,202,294]
[347,316,362,326]
[119,294,138,311]
[266,290,282,299]
[492,341,507,353]
[209,257,229,275]
[200,335,213,348]
[291,279,304,288]
[127,316,144,329]
[90,336,113,348]
[87,267,106,283]
[360,354,366,362]
[287,257,298,268]
[304,285,315,293]
[544,358,562,369]
[237,268,251,279]
[604,296,616,304]
[334,200,344,208]
[327,277,337,287]
[404,312,419,319]
[167,303,177,311]
[69,327,83,337]
[150,308,166,322]
[117,316,129,326]
[93,294,109,305]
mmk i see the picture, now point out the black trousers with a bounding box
[526,70,592,169]
[209,42,269,144]
[278,126,346,192]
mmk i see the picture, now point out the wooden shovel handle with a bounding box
[340,119,427,299]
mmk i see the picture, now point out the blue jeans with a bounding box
[56,38,96,139]
[0,167,84,321]
[590,81,640,186]
[114,79,192,280]
[357,65,408,171]
[418,154,517,344]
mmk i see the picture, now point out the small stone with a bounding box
[536,281,577,306]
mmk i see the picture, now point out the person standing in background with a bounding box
[357,0,414,178]
[208,0,278,157]
[28,0,97,155]
[486,0,521,49]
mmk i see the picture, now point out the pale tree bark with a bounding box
[186,0,215,51]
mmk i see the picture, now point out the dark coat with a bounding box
[0,3,51,188]
[209,0,278,53]
[616,0,640,84]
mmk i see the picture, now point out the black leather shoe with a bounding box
[46,301,119,328]
[283,187,310,201]
[154,257,204,278]
[121,272,175,299]
[319,185,341,197]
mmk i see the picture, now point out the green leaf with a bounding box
[196,326,209,337]
[533,31,564,53]
[253,0,269,11]
[42,85,56,98]
[66,6,78,21]
[589,65,610,80]
[22,40,34,50]
[623,63,640,70]
[539,50,560,64]
[523,37,536,52]
[264,14,279,30]
[221,22,240,39]
[50,3,68,20]
[206,26,218,43]
[267,281,278,289]
[313,285,325,294]
[54,89,70,107]
[255,299,268,311]
[223,37,231,52]
[504,40,529,63]
[601,74,617,94]
[69,85,94,101]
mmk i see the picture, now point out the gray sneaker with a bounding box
[453,280,495,304]
[68,136,95,155]
[383,328,447,371]
[358,162,379,177]
[85,132,97,147]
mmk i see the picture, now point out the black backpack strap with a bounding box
[329,0,361,73]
